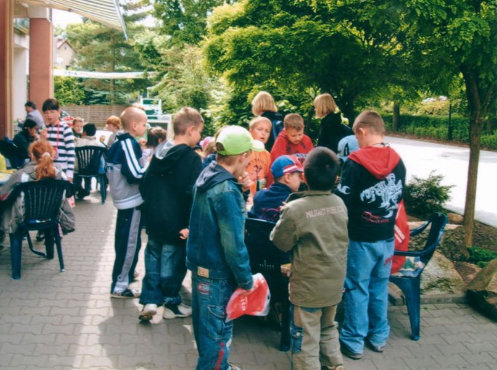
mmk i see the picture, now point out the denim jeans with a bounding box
[340,238,394,353]
[140,238,186,305]
[191,272,235,370]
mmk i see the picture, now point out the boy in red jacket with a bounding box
[270,113,314,165]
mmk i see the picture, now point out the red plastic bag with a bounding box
[391,200,409,273]
[226,273,271,322]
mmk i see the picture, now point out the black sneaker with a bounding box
[110,288,140,299]
[163,303,192,319]
[340,341,363,360]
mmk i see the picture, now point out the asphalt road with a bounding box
[387,136,497,228]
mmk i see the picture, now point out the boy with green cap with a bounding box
[187,125,263,370]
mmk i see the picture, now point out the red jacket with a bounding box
[270,130,314,164]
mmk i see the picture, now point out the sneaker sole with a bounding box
[163,313,191,320]
[139,311,156,321]
[110,294,139,299]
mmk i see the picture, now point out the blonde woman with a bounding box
[251,91,284,151]
[314,93,352,153]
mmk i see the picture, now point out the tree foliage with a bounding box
[203,0,415,122]
[154,0,230,45]
[64,1,154,104]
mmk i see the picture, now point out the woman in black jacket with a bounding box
[314,93,352,154]
[251,91,284,151]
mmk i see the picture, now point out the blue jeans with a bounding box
[191,272,235,370]
[340,238,394,353]
[140,238,186,305]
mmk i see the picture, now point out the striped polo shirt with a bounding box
[46,121,76,179]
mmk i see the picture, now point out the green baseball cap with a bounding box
[216,126,264,155]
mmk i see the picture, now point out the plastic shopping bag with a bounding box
[226,273,271,322]
[391,200,409,274]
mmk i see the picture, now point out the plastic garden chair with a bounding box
[244,218,291,351]
[75,146,107,204]
[389,212,448,340]
[7,179,74,279]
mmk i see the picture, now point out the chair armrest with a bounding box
[393,247,435,258]
[409,219,431,237]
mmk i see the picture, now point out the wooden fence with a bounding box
[61,104,127,127]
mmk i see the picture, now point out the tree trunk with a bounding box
[462,115,482,254]
[461,70,484,256]
[392,102,400,131]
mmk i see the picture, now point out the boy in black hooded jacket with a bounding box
[138,107,203,321]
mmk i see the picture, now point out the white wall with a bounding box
[13,33,29,126]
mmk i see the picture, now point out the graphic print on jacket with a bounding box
[360,173,403,219]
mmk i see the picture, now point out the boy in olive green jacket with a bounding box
[270,147,349,370]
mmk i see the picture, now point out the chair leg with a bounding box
[99,176,106,204]
[44,228,55,259]
[394,277,421,341]
[9,231,23,279]
[27,231,47,257]
[280,297,291,351]
[54,226,65,272]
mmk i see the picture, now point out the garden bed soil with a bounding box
[408,215,497,284]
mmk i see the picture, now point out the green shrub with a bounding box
[468,247,497,268]
[405,171,453,218]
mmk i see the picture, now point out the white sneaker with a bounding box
[139,304,157,321]
[163,303,192,319]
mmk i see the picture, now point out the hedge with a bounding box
[383,114,497,150]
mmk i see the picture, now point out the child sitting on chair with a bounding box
[250,155,303,222]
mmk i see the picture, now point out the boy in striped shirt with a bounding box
[41,98,75,181]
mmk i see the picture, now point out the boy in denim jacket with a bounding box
[187,126,262,369]
[271,147,349,370]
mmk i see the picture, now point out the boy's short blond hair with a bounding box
[106,115,121,130]
[249,116,272,131]
[173,107,204,136]
[251,91,278,116]
[72,117,84,125]
[284,113,304,131]
[120,107,146,131]
[352,110,385,136]
[313,93,337,118]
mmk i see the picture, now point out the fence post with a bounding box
[448,100,453,141]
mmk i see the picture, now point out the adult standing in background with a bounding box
[251,91,284,151]
[314,93,352,154]
[41,98,75,182]
[13,119,37,162]
[24,101,46,132]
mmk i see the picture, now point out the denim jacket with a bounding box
[186,161,253,290]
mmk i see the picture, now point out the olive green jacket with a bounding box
[270,190,349,307]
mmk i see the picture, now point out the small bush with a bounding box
[468,247,497,268]
[405,171,453,218]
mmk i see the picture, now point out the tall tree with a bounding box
[203,0,409,120]
[65,1,153,104]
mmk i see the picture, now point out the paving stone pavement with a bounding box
[1,192,497,369]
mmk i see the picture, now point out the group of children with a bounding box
[105,95,406,369]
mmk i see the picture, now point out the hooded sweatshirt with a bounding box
[270,129,314,164]
[140,141,202,245]
[336,145,406,242]
[186,161,253,289]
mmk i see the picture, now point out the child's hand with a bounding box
[179,228,189,240]
[239,172,253,192]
